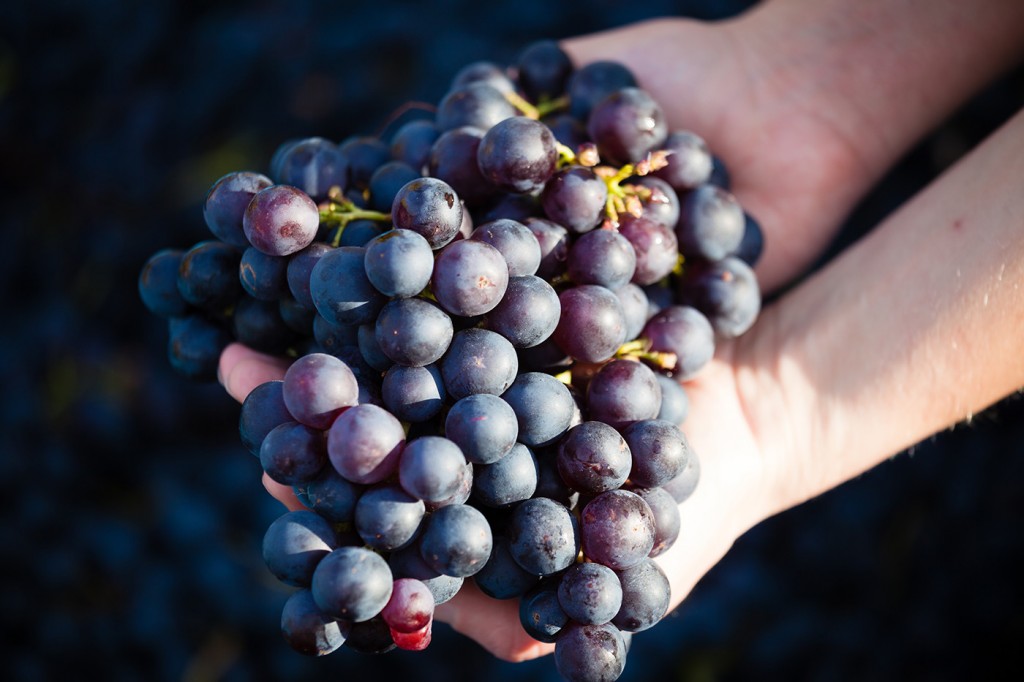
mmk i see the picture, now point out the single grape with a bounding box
[263,510,337,587]
[354,483,426,552]
[243,184,320,257]
[734,211,765,266]
[375,297,453,367]
[516,40,573,102]
[311,546,393,622]
[472,442,538,508]
[641,305,715,381]
[501,371,575,447]
[418,503,493,578]
[260,421,328,486]
[473,534,539,599]
[391,176,464,249]
[587,87,667,165]
[239,246,288,301]
[380,578,434,634]
[557,420,633,493]
[525,217,571,280]
[450,60,516,94]
[567,228,637,290]
[485,275,560,348]
[675,183,745,262]
[309,246,386,326]
[327,403,405,485]
[627,175,680,231]
[390,119,441,172]
[678,255,761,338]
[617,214,678,286]
[622,417,691,488]
[440,328,518,400]
[167,314,231,380]
[382,363,446,423]
[177,240,243,311]
[541,166,608,234]
[553,285,628,364]
[272,137,348,201]
[293,465,363,525]
[444,393,519,465]
[568,60,638,120]
[239,380,292,456]
[138,248,189,317]
[662,450,701,503]
[338,136,391,190]
[398,436,469,505]
[655,373,690,425]
[612,558,670,632]
[508,496,580,576]
[280,588,349,657]
[282,352,358,430]
[428,126,495,206]
[580,489,655,571]
[630,487,681,558]
[557,562,623,625]
[364,228,434,299]
[436,82,516,132]
[368,160,421,213]
[477,116,558,194]
[469,218,541,277]
[554,622,627,682]
[653,130,713,192]
[614,283,649,342]
[520,580,569,643]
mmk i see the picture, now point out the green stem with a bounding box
[504,91,540,120]
[536,95,570,118]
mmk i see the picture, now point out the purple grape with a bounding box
[444,393,518,465]
[541,166,608,234]
[309,246,386,326]
[472,442,538,508]
[631,487,681,558]
[525,217,571,279]
[354,483,426,552]
[380,578,434,634]
[662,449,701,503]
[337,218,386,247]
[612,558,670,632]
[557,421,633,494]
[428,126,495,206]
[364,228,434,299]
[239,380,291,457]
[357,323,393,372]
[167,314,231,380]
[474,534,539,599]
[263,510,337,587]
[580,489,655,570]
[678,256,761,338]
[735,211,765,266]
[614,283,649,341]
[469,218,542,277]
[203,171,274,249]
[617,215,678,286]
[286,242,332,310]
[260,421,328,486]
[568,60,638,120]
[586,359,661,430]
[520,580,569,643]
[439,328,518,400]
[516,40,573,102]
[508,497,580,576]
[567,228,637,290]
[450,60,516,94]
[272,137,348,201]
[368,160,421,213]
[655,373,690,425]
[477,117,558,194]
[338,136,391,190]
[653,130,713,192]
[312,314,359,357]
[543,113,589,149]
[432,237,507,315]
[501,372,575,447]
[641,305,715,381]
[675,184,745,262]
[398,436,469,505]
[311,546,393,622]
[390,119,441,172]
[418,503,493,578]
[587,87,667,165]
[243,184,320,256]
[486,275,560,348]
[381,363,446,423]
[627,175,680,230]
[327,403,405,485]
[554,622,627,682]
[139,248,189,318]
[280,589,349,657]
[239,246,288,301]
[293,466,363,525]
[436,82,516,132]
[232,295,296,355]
[391,177,464,249]
[375,297,453,367]
[476,191,541,224]
[282,352,358,430]
[177,240,243,311]
[557,562,623,626]
[553,285,628,364]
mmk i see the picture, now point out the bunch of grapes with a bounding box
[139,39,763,682]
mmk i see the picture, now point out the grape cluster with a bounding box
[139,39,763,682]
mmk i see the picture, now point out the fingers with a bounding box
[218,342,290,403]
[434,580,555,662]
[261,472,307,511]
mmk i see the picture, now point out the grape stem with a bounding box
[504,92,570,120]
[319,191,392,247]
[614,338,678,371]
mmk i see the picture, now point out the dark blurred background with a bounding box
[2,1,1022,680]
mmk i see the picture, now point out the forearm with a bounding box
[750,106,1024,513]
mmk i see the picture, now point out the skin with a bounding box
[219,0,1024,664]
